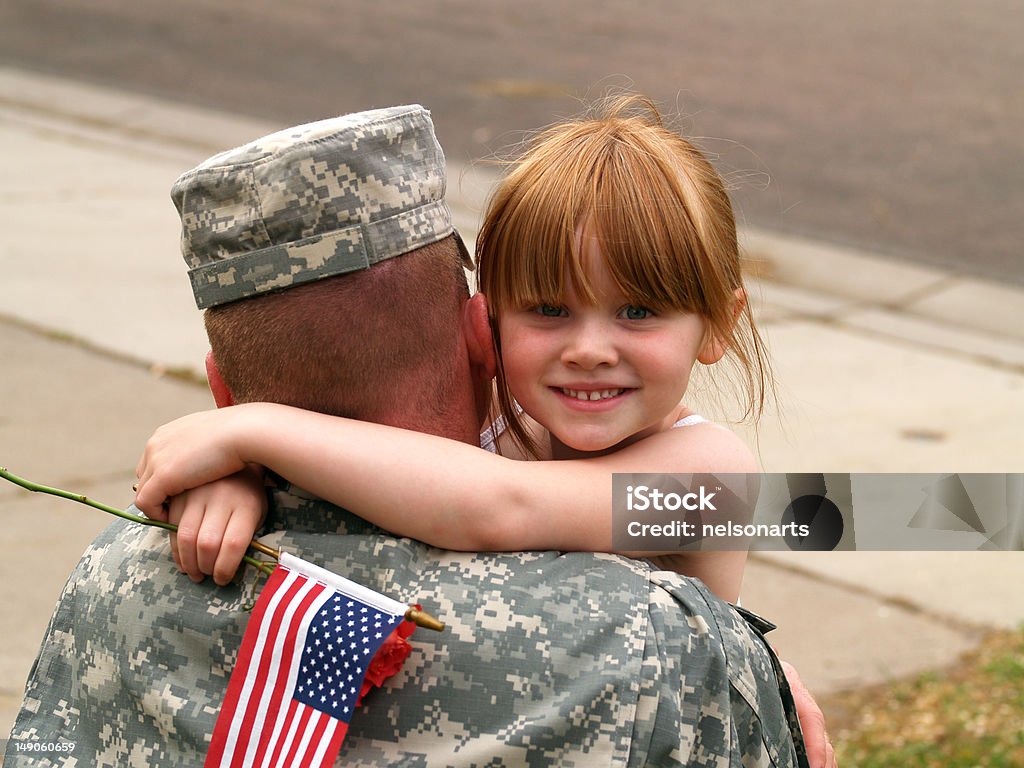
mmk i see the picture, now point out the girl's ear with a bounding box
[698,288,747,365]
[463,292,497,383]
[697,333,727,366]
[205,351,236,408]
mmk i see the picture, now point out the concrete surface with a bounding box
[1,67,1022,742]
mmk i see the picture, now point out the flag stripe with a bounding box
[294,709,331,768]
[223,572,316,768]
[205,566,296,768]
[245,585,330,768]
[267,698,302,768]
[318,719,347,768]
[308,718,338,768]
[284,704,314,767]
[238,580,307,768]
[223,569,303,766]
[254,587,331,766]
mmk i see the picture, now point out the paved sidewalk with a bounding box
[2,68,1023,738]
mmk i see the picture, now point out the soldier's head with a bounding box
[171,106,495,443]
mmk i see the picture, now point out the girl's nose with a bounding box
[561,320,619,369]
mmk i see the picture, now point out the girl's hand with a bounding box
[166,468,268,586]
[135,408,252,517]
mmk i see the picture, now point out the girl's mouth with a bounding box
[559,387,626,402]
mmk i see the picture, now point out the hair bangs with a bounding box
[479,127,599,313]
[584,129,711,315]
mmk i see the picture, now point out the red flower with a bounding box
[356,615,417,706]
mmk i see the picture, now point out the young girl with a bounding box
[134,96,771,604]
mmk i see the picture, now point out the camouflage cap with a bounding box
[171,105,454,309]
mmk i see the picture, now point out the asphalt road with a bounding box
[1,0,1021,285]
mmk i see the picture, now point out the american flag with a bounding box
[205,552,411,768]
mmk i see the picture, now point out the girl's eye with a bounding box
[535,303,567,318]
[620,305,653,320]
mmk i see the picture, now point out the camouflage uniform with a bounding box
[9,491,803,767]
[6,106,807,767]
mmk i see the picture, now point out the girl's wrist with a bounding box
[238,401,306,468]
[227,402,273,466]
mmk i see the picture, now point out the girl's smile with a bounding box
[553,386,634,414]
[556,386,631,403]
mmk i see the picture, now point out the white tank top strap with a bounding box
[479,414,505,453]
[479,400,524,453]
[671,413,709,429]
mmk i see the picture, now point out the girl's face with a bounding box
[497,230,713,457]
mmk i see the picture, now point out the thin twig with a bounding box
[0,466,274,575]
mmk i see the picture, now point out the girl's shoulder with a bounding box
[627,412,759,474]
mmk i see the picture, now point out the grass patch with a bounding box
[826,629,1024,767]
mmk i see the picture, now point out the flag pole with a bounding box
[1,467,445,631]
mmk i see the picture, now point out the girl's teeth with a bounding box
[562,388,622,401]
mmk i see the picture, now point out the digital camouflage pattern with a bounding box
[7,486,805,767]
[173,105,455,309]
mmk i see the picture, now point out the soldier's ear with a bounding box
[463,292,497,383]
[205,351,236,408]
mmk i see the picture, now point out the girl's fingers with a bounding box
[143,497,169,523]
[168,496,207,583]
[194,505,233,580]
[213,509,258,586]
[134,474,163,518]
[167,531,183,573]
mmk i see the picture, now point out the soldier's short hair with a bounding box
[203,237,470,425]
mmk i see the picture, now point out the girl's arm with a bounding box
[136,402,755,600]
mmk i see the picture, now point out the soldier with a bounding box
[7,105,812,767]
